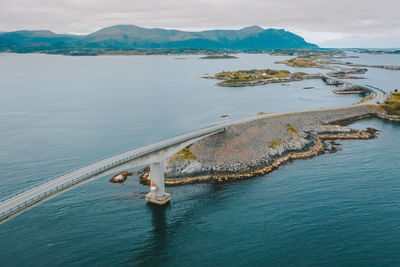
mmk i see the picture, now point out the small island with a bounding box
[109,171,132,183]
[378,91,400,120]
[203,68,322,87]
[199,55,237,59]
[276,58,322,68]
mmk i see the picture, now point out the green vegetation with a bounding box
[287,124,298,134]
[200,55,237,59]
[215,69,293,83]
[268,49,343,57]
[73,48,232,56]
[210,68,315,87]
[278,58,320,68]
[355,94,373,104]
[0,25,318,54]
[380,92,400,115]
[169,147,196,163]
[293,72,309,76]
[269,140,283,149]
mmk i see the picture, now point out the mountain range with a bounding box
[0,25,318,53]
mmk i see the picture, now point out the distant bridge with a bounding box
[323,75,388,104]
[0,76,388,225]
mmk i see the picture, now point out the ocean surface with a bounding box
[0,52,399,266]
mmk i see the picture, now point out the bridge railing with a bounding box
[0,122,229,215]
[365,84,388,95]
[0,165,108,219]
[0,155,145,219]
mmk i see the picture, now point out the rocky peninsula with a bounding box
[140,106,378,186]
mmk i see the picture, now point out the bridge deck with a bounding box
[0,123,228,221]
[323,75,388,104]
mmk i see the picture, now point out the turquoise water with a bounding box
[0,53,399,266]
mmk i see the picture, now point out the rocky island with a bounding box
[140,106,378,185]
[109,171,132,183]
[276,58,322,68]
[199,55,237,59]
[203,68,322,87]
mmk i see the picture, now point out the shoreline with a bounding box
[377,113,400,122]
[140,111,378,186]
[140,130,376,186]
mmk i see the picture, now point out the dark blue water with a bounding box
[0,53,399,266]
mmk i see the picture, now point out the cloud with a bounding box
[0,0,399,47]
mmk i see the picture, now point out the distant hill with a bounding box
[0,25,318,53]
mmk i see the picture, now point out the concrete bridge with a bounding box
[323,75,388,104]
[0,78,388,225]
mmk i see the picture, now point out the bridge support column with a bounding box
[145,162,170,205]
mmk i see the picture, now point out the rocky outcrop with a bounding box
[109,171,132,183]
[140,106,378,185]
[332,85,368,94]
[377,113,400,122]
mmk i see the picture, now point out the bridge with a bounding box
[0,77,388,225]
[323,75,388,104]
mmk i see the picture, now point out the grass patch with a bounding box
[269,140,283,149]
[293,72,309,76]
[381,92,400,115]
[278,58,320,68]
[287,124,298,134]
[214,68,295,82]
[169,147,196,163]
[356,94,373,104]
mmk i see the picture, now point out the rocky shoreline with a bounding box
[140,106,378,186]
[332,85,368,94]
[377,113,400,122]
[202,69,323,87]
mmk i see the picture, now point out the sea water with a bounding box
[0,53,399,266]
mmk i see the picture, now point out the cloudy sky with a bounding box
[1,0,399,48]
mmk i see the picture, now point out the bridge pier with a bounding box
[145,162,171,205]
